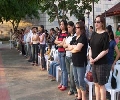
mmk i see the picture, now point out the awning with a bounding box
[103,2,120,17]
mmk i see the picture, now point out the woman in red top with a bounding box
[55,20,68,91]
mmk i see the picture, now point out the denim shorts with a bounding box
[73,65,86,91]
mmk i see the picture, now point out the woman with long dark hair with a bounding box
[106,25,119,71]
[89,15,109,100]
[67,21,88,100]
[63,21,77,96]
[39,25,46,70]
[106,25,120,100]
[55,20,68,91]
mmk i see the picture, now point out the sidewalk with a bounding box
[0,43,90,100]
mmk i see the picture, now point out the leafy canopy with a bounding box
[0,0,40,30]
[38,0,99,24]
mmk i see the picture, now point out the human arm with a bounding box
[54,36,62,44]
[63,38,68,48]
[93,50,109,62]
[57,38,65,46]
[70,35,88,53]
[112,45,120,71]
[88,47,94,65]
[70,43,84,53]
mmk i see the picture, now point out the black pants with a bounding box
[32,44,38,64]
[40,44,46,69]
[22,44,26,55]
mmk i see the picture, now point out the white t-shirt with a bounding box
[65,36,74,57]
[26,30,33,43]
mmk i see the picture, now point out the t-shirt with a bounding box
[26,30,33,43]
[90,32,109,65]
[58,32,67,52]
[39,33,46,44]
[115,31,120,36]
[71,34,88,67]
[107,40,116,64]
[65,35,74,57]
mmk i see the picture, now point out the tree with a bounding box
[38,0,99,25]
[0,0,40,32]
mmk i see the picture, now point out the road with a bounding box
[0,43,80,100]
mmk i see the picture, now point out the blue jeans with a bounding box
[73,65,86,91]
[66,56,77,93]
[49,61,60,77]
[58,52,68,87]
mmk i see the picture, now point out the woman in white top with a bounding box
[63,21,77,96]
[31,27,39,66]
[39,25,46,70]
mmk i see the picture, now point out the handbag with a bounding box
[86,65,93,82]
[111,72,117,89]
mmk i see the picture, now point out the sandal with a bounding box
[41,68,46,71]
[75,93,78,97]
[31,63,35,66]
[58,84,62,89]
[59,86,67,91]
[68,91,74,95]
[75,98,82,100]
[51,78,56,81]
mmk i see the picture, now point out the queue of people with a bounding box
[11,15,120,100]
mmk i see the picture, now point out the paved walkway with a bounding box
[0,43,82,100]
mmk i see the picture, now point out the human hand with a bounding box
[111,64,115,71]
[90,57,94,65]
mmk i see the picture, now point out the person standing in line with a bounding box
[31,27,39,66]
[115,25,120,38]
[54,20,68,91]
[89,26,94,40]
[63,21,77,96]
[25,27,30,60]
[89,15,109,100]
[23,28,28,57]
[106,25,120,100]
[26,27,33,62]
[115,25,120,44]
[78,17,89,40]
[106,25,120,72]
[20,29,26,56]
[67,21,88,100]
[39,25,46,70]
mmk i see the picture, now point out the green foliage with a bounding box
[0,37,10,41]
[0,0,40,31]
[39,0,99,24]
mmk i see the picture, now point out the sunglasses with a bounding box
[94,21,101,23]
[75,27,80,29]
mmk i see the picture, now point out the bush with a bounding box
[0,37,10,41]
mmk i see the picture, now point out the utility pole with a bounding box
[86,11,90,29]
[92,0,95,31]
[105,10,106,27]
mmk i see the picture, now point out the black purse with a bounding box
[111,72,117,89]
